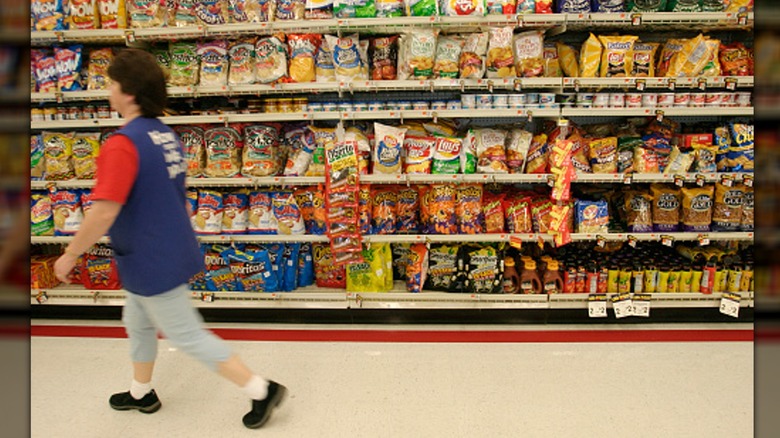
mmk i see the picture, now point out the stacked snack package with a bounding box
[325,124,364,265]
[548,135,574,247]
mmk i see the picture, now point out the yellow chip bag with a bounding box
[72,132,100,179]
[287,34,321,83]
[557,42,579,77]
[543,42,562,77]
[700,39,722,77]
[598,35,637,77]
[631,42,659,77]
[667,34,709,78]
[579,33,602,78]
[657,39,685,77]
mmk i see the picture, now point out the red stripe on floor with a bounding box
[31,325,753,343]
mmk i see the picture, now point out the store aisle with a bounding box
[31,323,753,438]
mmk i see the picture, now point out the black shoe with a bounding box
[109,389,162,414]
[242,381,287,429]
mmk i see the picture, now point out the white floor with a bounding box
[31,322,754,438]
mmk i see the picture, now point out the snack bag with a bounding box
[531,198,552,233]
[700,39,721,77]
[72,132,100,179]
[617,137,641,173]
[228,39,257,85]
[313,243,347,288]
[465,244,503,294]
[667,34,709,77]
[347,243,391,292]
[242,124,280,177]
[692,142,718,173]
[579,33,602,77]
[307,126,336,177]
[222,190,249,234]
[368,35,398,80]
[425,245,460,291]
[248,191,278,234]
[472,128,509,173]
[287,34,321,83]
[315,36,337,82]
[741,185,753,231]
[194,190,223,235]
[592,0,624,12]
[198,40,229,86]
[408,28,439,79]
[728,123,754,172]
[557,42,579,77]
[334,0,377,17]
[650,184,680,232]
[68,0,99,29]
[373,123,407,174]
[377,0,404,15]
[298,243,315,287]
[456,184,484,234]
[43,131,74,181]
[276,0,306,19]
[487,26,515,78]
[255,35,288,84]
[712,182,744,231]
[405,244,428,293]
[87,47,113,90]
[598,35,637,77]
[657,39,685,77]
[204,126,242,178]
[55,45,84,91]
[681,186,714,232]
[221,247,277,292]
[459,32,488,79]
[396,187,420,233]
[588,137,617,173]
[624,190,653,232]
[429,184,457,234]
[31,191,55,236]
[169,42,199,86]
[662,146,695,175]
[294,188,327,234]
[482,191,505,233]
[487,0,517,13]
[326,34,363,82]
[556,0,591,12]
[174,126,206,178]
[81,245,122,289]
[403,136,436,174]
[633,147,660,173]
[371,186,397,234]
[443,0,485,14]
[505,195,533,233]
[51,189,84,235]
[306,0,335,18]
[433,36,464,79]
[34,52,58,93]
[432,137,463,174]
[525,133,548,174]
[719,42,751,76]
[127,0,165,27]
[31,135,45,180]
[272,190,306,235]
[505,129,532,174]
[575,199,609,234]
[513,30,544,78]
[631,42,659,77]
[358,186,372,234]
[543,42,562,77]
[405,0,438,15]
[33,0,67,30]
[196,0,230,24]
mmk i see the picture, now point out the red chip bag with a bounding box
[313,243,346,288]
[504,194,533,233]
[82,244,122,290]
[482,191,505,233]
[525,133,549,174]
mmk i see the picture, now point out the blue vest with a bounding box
[109,117,204,296]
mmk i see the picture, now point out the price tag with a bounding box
[537,235,546,250]
[698,78,707,91]
[698,234,710,246]
[588,294,608,318]
[611,293,634,319]
[514,79,522,91]
[661,235,674,247]
[574,80,580,92]
[656,110,664,122]
[201,292,214,302]
[547,175,556,188]
[636,79,645,91]
[673,174,685,187]
[695,174,706,187]
[720,174,734,187]
[720,292,741,318]
[623,174,633,185]
[36,291,48,304]
[558,118,569,127]
[668,79,676,91]
[742,174,753,187]
[509,235,523,250]
[596,235,606,248]
[632,294,651,317]
[738,13,747,26]
[124,30,136,44]
[631,13,642,26]
[627,235,638,248]
[725,78,737,91]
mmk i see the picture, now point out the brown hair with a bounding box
[108,48,167,118]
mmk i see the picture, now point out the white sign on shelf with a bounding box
[588,294,608,318]
[720,292,741,318]
[611,293,634,319]
[632,294,651,317]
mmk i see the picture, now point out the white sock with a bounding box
[242,375,269,400]
[130,379,152,400]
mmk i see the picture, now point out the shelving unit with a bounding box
[29,11,755,318]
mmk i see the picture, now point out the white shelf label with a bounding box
[588,294,607,318]
[632,294,651,317]
[611,293,634,319]
[720,293,741,318]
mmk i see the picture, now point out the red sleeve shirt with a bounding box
[91,134,139,205]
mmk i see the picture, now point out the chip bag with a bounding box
[487,26,515,78]
[472,128,509,173]
[598,35,637,78]
[579,33,602,78]
[432,137,463,174]
[255,35,288,84]
[433,36,464,79]
[650,184,680,232]
[631,41,659,77]
[72,132,100,179]
[403,136,436,174]
[456,184,484,234]
[287,34,321,83]
[373,123,407,174]
[513,30,544,78]
[408,28,439,79]
[557,42,579,77]
[459,32,488,79]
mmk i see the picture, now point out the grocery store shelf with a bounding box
[561,106,753,117]
[562,76,753,90]
[196,234,329,244]
[31,173,754,191]
[30,284,753,309]
[568,11,752,30]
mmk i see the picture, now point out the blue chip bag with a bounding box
[221,246,277,292]
[556,0,591,12]
[260,243,285,291]
[55,45,84,92]
[32,0,68,30]
[714,125,731,172]
[298,243,315,287]
[727,123,754,173]
[205,245,239,291]
[282,244,301,292]
[575,199,609,234]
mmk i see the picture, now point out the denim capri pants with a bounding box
[122,284,231,371]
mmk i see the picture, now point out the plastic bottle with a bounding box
[502,257,521,294]
[644,264,658,293]
[691,262,703,293]
[520,259,542,294]
[618,265,632,294]
[667,267,680,293]
[587,262,599,294]
[727,263,743,293]
[700,256,717,294]
[715,259,729,293]
[740,263,753,292]
[598,265,609,293]
[607,265,620,293]
[543,260,564,294]
[564,265,577,293]
[576,264,587,293]
[632,264,644,293]
[658,266,670,293]
[679,264,692,293]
